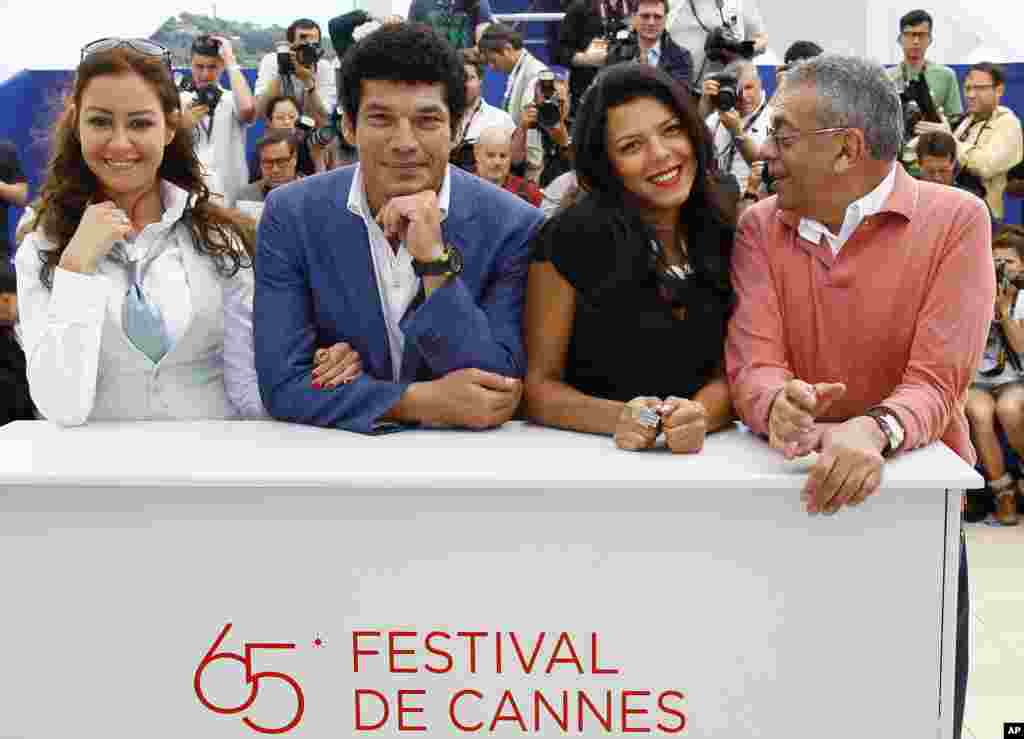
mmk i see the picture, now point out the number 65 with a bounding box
[194,623,305,735]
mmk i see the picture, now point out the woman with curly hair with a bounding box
[15,39,260,425]
[524,63,735,453]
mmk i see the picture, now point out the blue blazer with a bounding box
[254,165,545,434]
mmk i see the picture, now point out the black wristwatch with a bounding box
[412,244,464,277]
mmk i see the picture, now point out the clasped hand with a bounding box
[375,191,444,262]
[615,396,707,454]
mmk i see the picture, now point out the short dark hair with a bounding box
[191,34,221,58]
[256,128,298,158]
[340,23,467,139]
[917,130,957,160]
[287,18,322,44]
[968,61,1005,87]
[265,94,301,121]
[994,225,1024,260]
[460,48,486,81]
[634,0,669,15]
[478,23,524,53]
[783,41,823,66]
[573,63,723,217]
[899,9,933,33]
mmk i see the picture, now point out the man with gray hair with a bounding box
[726,54,994,739]
[699,58,770,203]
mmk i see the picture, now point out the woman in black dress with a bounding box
[524,63,735,452]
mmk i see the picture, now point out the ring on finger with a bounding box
[636,407,661,431]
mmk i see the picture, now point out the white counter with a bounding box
[0,420,980,738]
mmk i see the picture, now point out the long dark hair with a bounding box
[572,63,735,296]
[33,47,254,288]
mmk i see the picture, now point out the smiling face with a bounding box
[77,71,175,201]
[343,79,452,214]
[606,96,696,219]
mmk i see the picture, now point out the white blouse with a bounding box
[15,181,259,425]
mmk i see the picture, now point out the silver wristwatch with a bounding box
[866,407,905,457]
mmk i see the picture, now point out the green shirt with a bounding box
[887,61,963,117]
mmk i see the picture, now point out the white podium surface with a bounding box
[0,420,980,738]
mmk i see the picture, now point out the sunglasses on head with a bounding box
[80,38,173,71]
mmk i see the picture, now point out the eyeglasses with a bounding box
[900,31,930,42]
[80,38,173,71]
[765,126,848,150]
[964,84,996,93]
[260,155,296,171]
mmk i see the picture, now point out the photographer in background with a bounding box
[886,10,961,121]
[667,0,767,90]
[606,0,692,90]
[0,139,28,268]
[249,95,327,182]
[451,48,515,174]
[520,73,573,188]
[479,24,548,182]
[555,0,636,117]
[965,226,1024,525]
[916,62,1023,222]
[775,40,822,86]
[700,59,769,205]
[255,19,337,128]
[180,34,256,207]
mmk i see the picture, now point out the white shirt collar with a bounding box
[347,164,451,223]
[742,91,767,124]
[798,163,897,256]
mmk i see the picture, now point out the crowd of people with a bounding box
[0,8,1023,736]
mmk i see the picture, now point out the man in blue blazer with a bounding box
[255,23,545,434]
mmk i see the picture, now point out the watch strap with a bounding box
[865,406,904,457]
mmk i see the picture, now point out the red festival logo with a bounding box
[194,622,306,734]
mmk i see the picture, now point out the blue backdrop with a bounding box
[2,59,1023,249]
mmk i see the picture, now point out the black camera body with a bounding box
[535,72,562,130]
[899,76,939,142]
[704,25,755,64]
[277,42,322,76]
[180,76,222,115]
[707,72,738,112]
[295,115,337,147]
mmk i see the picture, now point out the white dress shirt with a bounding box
[798,163,897,256]
[706,92,771,186]
[16,181,253,425]
[346,164,452,382]
[460,99,516,146]
[178,88,250,207]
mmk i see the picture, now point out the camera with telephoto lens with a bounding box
[179,76,222,115]
[899,76,939,143]
[535,71,562,130]
[295,114,337,147]
[704,25,755,64]
[277,41,322,76]
[707,72,738,112]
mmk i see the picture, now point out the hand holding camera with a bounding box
[706,72,738,112]
[582,38,609,66]
[187,102,210,127]
[277,41,322,81]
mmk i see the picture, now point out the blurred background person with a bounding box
[776,40,822,86]
[525,63,735,452]
[15,40,256,426]
[479,23,548,182]
[255,18,336,127]
[700,59,770,206]
[519,74,574,188]
[916,130,988,204]
[237,130,302,205]
[886,10,962,120]
[179,34,255,207]
[475,126,543,206]
[555,0,635,118]
[965,225,1024,525]
[451,48,515,174]
[916,62,1023,223]
[408,0,494,50]
[606,0,692,90]
[667,0,767,92]
[248,94,326,182]
[0,139,28,270]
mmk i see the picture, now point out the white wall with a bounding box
[757,0,1024,67]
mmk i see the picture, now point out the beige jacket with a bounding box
[954,106,1023,219]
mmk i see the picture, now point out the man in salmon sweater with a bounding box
[726,55,994,739]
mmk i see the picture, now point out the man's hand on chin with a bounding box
[801,417,886,516]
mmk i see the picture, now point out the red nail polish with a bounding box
[312,380,322,389]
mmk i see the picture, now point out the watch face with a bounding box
[447,245,464,274]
